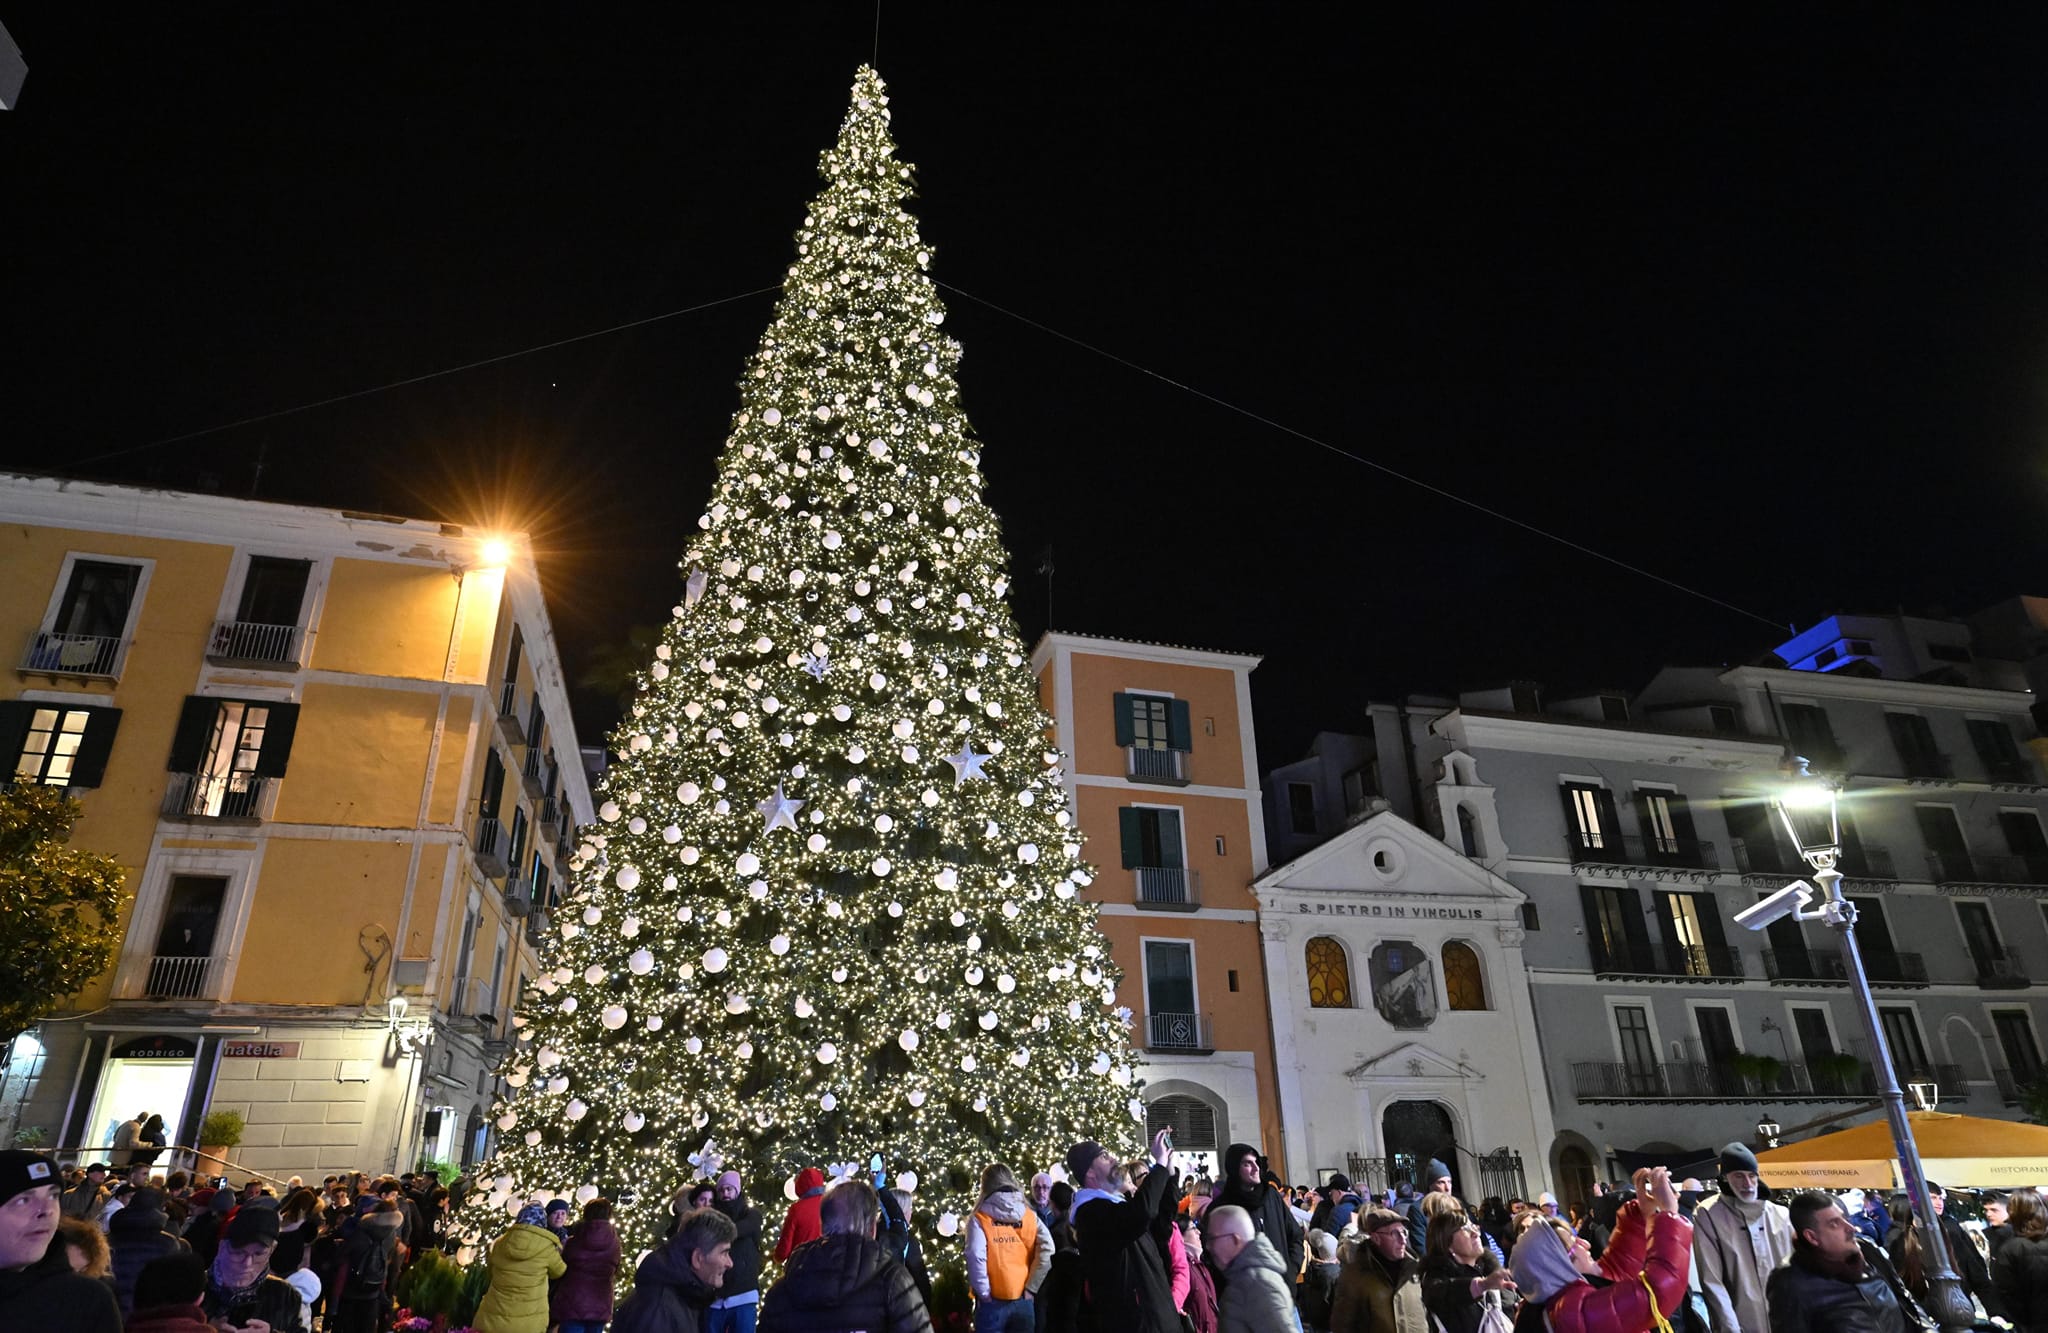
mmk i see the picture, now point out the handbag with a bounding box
[1477,1290,1514,1333]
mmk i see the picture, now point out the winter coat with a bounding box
[1693,1192,1794,1333]
[127,1301,217,1333]
[472,1221,567,1333]
[1217,1146,1307,1280]
[1299,1259,1340,1331]
[111,1119,142,1164]
[1166,1220,1191,1312]
[1331,1246,1427,1333]
[775,1167,830,1263]
[1185,1250,1220,1333]
[1420,1255,1505,1333]
[717,1193,765,1299]
[1073,1164,1182,1333]
[203,1268,307,1332]
[59,1179,106,1221]
[1996,1231,2048,1333]
[271,1215,314,1276]
[552,1217,624,1324]
[759,1232,930,1333]
[1218,1233,1298,1333]
[614,1237,721,1333]
[1511,1202,1692,1333]
[0,1239,124,1333]
[1765,1240,1919,1333]
[338,1209,405,1305]
[1038,1248,1086,1333]
[1887,1211,2000,1317]
[966,1187,1052,1301]
[1851,1206,1890,1250]
[107,1198,191,1315]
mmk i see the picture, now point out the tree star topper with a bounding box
[944,742,990,786]
[757,783,804,833]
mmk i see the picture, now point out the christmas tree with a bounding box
[456,67,1142,1255]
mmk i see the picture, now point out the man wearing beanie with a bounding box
[108,1185,190,1315]
[1401,1158,1456,1252]
[1693,1141,1792,1333]
[0,1149,122,1331]
[1308,1174,1360,1237]
[711,1170,764,1333]
[1216,1143,1304,1286]
[1068,1128,1180,1333]
[203,1204,305,1330]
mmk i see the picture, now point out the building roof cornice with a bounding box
[1030,629,1262,672]
[1441,709,1788,766]
[1721,664,2034,713]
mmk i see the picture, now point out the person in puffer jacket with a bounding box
[759,1182,928,1333]
[472,1203,567,1333]
[775,1167,829,1264]
[1204,1205,1297,1333]
[551,1198,624,1333]
[1508,1168,1692,1333]
[615,1207,738,1333]
[108,1187,190,1316]
[965,1165,1054,1333]
[1766,1191,1925,1333]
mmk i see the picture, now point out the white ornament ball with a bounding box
[601,1005,627,1030]
[726,994,751,1014]
[795,996,815,1018]
[685,1037,703,1055]
[663,824,683,844]
[615,865,640,891]
[938,1212,960,1238]
[908,1089,928,1107]
[872,856,892,877]
[496,1111,517,1131]
[703,947,730,973]
[679,782,702,804]
[566,1099,589,1121]
[599,801,620,822]
[630,948,655,975]
[576,1184,600,1204]
[899,1029,920,1051]
[820,1092,839,1110]
[582,906,603,926]
[770,934,791,955]
[1018,843,1040,864]
[736,852,761,875]
[817,1042,838,1064]
[646,1016,664,1032]
[921,789,940,808]
[763,407,782,425]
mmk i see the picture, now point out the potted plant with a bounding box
[1731,1052,1783,1093]
[11,1125,48,1149]
[197,1108,245,1172]
[1813,1052,1864,1093]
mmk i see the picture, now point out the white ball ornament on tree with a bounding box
[770,934,791,955]
[817,1042,838,1064]
[599,801,621,822]
[736,852,761,876]
[703,948,730,974]
[615,865,640,891]
[899,1029,920,1052]
[566,1099,589,1121]
[601,1005,628,1031]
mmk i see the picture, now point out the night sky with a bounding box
[5,8,2046,767]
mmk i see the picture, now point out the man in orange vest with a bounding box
[964,1164,1053,1333]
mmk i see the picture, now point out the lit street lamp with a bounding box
[1755,1113,1780,1149]
[1733,759,1974,1332]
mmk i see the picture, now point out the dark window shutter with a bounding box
[252,702,301,777]
[0,701,34,773]
[1666,795,1699,845]
[1596,789,1622,845]
[166,697,218,773]
[1119,806,1143,868]
[1560,786,1588,846]
[1158,809,1184,868]
[1579,885,1610,965]
[481,749,505,819]
[1113,694,1136,748]
[1694,893,1730,951]
[1654,892,1683,953]
[67,707,123,788]
[1166,700,1193,752]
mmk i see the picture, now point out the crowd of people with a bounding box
[3,1130,2043,1333]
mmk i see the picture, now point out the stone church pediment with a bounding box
[1345,1040,1482,1083]
[1254,810,1523,904]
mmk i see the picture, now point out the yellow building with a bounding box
[1031,632,1285,1175]
[0,474,592,1182]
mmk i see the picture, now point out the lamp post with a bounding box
[1755,1112,1781,1150]
[1750,760,1974,1332]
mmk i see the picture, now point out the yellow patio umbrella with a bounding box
[1755,1110,2048,1191]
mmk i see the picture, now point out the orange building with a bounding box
[1032,632,1283,1176]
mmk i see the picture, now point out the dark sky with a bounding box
[5,7,2047,768]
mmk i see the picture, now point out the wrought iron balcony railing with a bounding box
[1972,949,2033,989]
[1126,746,1190,786]
[1134,866,1200,910]
[20,630,125,679]
[142,954,225,1000]
[161,772,267,821]
[472,815,511,878]
[1145,1011,1214,1053]
[1571,1059,1878,1103]
[1932,851,2048,888]
[1568,831,1719,872]
[1589,940,1743,982]
[206,620,304,668]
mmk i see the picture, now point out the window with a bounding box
[1971,720,2031,783]
[480,748,506,820]
[1143,940,1196,1017]
[164,696,300,818]
[1146,1094,1218,1152]
[1114,693,1191,752]
[1456,805,1481,857]
[1342,767,1370,815]
[1956,901,2003,976]
[1227,969,1239,993]
[1916,806,1974,881]
[1600,695,1630,723]
[2015,812,2048,883]
[1288,783,1317,835]
[1994,1011,2042,1080]
[508,806,530,874]
[1305,937,1351,1008]
[1614,1004,1659,1094]
[1,701,121,788]
[144,875,228,998]
[1637,791,1698,859]
[1119,806,1184,869]
[1695,1007,1740,1091]
[1708,705,1740,735]
[51,560,141,641]
[237,556,312,626]
[1520,902,1540,931]
[1885,713,1945,779]
[1927,642,1973,663]
[1442,942,1485,1010]
[1560,783,1618,853]
[1725,796,1793,874]
[1879,1006,1929,1074]
[1780,704,1844,770]
[1656,890,1730,976]
[1368,941,1436,1028]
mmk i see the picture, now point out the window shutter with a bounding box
[1595,789,1622,845]
[1158,808,1184,868]
[0,701,34,773]
[1693,893,1730,951]
[1166,700,1193,752]
[480,749,505,819]
[67,707,123,789]
[1113,694,1136,748]
[166,696,218,773]
[1654,892,1683,953]
[1578,885,1606,954]
[1119,806,1143,869]
[1666,794,1699,845]
[252,702,301,777]
[1559,786,1587,845]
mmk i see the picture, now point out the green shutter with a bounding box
[1159,808,1184,868]
[1113,693,1136,747]
[0,701,34,777]
[1119,806,1143,868]
[166,696,217,773]
[67,707,123,789]
[1167,700,1193,752]
[252,702,301,777]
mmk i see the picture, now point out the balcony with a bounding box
[519,745,544,794]
[141,954,225,1000]
[1995,1067,2025,1106]
[495,682,524,744]
[1589,940,1744,983]
[1985,758,2039,786]
[1126,746,1190,786]
[524,909,552,947]
[1145,1011,1214,1053]
[206,620,304,669]
[445,975,500,1025]
[19,630,125,680]
[537,798,561,838]
[504,878,535,918]
[1568,832,1719,875]
[1895,1064,1968,1102]
[1972,948,2033,990]
[1931,852,2048,890]
[1572,1059,1877,1104]
[161,772,267,822]
[1731,837,1804,877]
[1134,866,1200,911]
[472,815,511,878]
[1897,750,1954,782]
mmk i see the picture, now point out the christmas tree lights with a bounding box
[454,66,1142,1261]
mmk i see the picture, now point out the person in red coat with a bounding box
[774,1168,829,1264]
[551,1199,623,1333]
[1508,1168,1692,1333]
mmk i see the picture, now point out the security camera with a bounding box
[1734,881,1815,932]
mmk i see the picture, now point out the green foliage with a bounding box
[199,1109,246,1147]
[395,1247,471,1319]
[581,625,667,714]
[2019,1073,2048,1125]
[415,1157,459,1185]
[0,783,127,1047]
[459,1261,491,1324]
[11,1125,48,1148]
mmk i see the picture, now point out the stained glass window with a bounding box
[1305,936,1351,1008]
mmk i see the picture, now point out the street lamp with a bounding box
[1734,758,1974,1332]
[1755,1113,1781,1149]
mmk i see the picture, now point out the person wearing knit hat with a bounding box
[1694,1142,1792,1333]
[708,1171,763,1333]
[1067,1129,1181,1333]
[472,1203,566,1333]
[0,1149,123,1331]
[202,1203,303,1332]
[1216,1143,1305,1288]
[545,1198,573,1242]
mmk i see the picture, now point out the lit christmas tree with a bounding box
[456,66,1142,1255]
